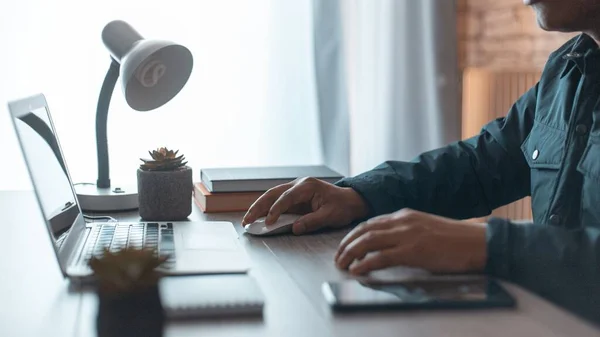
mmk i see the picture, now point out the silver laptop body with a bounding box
[7,93,250,281]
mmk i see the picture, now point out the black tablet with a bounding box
[322,276,516,311]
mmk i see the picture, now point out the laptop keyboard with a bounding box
[78,222,176,270]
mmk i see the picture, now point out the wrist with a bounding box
[342,187,370,221]
[466,222,488,271]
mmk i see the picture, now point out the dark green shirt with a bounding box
[336,33,600,325]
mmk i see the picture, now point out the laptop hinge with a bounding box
[66,226,92,271]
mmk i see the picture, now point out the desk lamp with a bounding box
[75,20,193,212]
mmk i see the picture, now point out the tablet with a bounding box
[322,276,516,311]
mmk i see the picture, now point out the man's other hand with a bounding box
[335,209,487,275]
[242,177,370,235]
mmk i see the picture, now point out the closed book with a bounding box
[200,165,344,193]
[193,182,262,213]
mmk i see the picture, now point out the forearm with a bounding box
[486,219,600,325]
[335,132,529,220]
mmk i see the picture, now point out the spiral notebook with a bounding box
[159,274,265,319]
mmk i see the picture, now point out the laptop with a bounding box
[7,93,251,281]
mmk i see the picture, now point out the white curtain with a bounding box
[0,0,322,190]
[315,0,461,175]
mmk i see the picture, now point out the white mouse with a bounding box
[244,213,302,236]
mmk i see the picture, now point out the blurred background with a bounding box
[0,0,576,221]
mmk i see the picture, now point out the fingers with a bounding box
[242,184,291,225]
[266,179,316,225]
[334,215,394,260]
[348,246,409,275]
[335,227,406,270]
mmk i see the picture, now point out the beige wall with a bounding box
[457,0,577,71]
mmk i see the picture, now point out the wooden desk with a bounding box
[2,191,599,337]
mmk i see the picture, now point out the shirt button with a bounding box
[532,149,540,160]
[563,52,582,59]
[576,124,588,135]
[549,214,561,226]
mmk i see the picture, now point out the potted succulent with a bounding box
[89,247,168,337]
[137,147,193,220]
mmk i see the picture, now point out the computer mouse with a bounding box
[244,213,302,236]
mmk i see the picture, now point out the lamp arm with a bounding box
[96,58,120,188]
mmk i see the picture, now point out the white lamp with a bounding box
[75,20,193,212]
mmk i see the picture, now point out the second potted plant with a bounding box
[90,247,167,337]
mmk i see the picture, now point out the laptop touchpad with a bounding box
[175,224,241,251]
[182,232,239,251]
[174,224,250,274]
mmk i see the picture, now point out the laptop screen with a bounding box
[12,105,80,248]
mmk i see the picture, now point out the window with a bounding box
[0,0,322,190]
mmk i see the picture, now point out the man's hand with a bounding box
[242,177,370,235]
[335,208,487,275]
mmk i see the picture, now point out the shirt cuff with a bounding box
[485,217,512,280]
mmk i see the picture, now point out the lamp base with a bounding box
[75,183,139,212]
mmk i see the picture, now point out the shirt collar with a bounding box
[562,33,600,74]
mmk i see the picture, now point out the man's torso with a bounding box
[525,34,600,228]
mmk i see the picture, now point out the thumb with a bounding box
[292,208,331,235]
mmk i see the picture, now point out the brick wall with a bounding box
[457,0,577,71]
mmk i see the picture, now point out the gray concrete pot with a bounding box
[137,166,193,221]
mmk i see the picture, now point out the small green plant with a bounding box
[88,247,167,293]
[139,147,187,171]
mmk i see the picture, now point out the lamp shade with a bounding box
[101,20,193,111]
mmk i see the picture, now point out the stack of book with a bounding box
[193,165,344,213]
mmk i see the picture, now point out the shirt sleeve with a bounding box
[335,83,538,220]
[486,218,600,325]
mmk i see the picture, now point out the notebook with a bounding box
[159,274,265,319]
[200,165,344,193]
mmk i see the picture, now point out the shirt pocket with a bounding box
[520,122,566,170]
[520,122,566,223]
